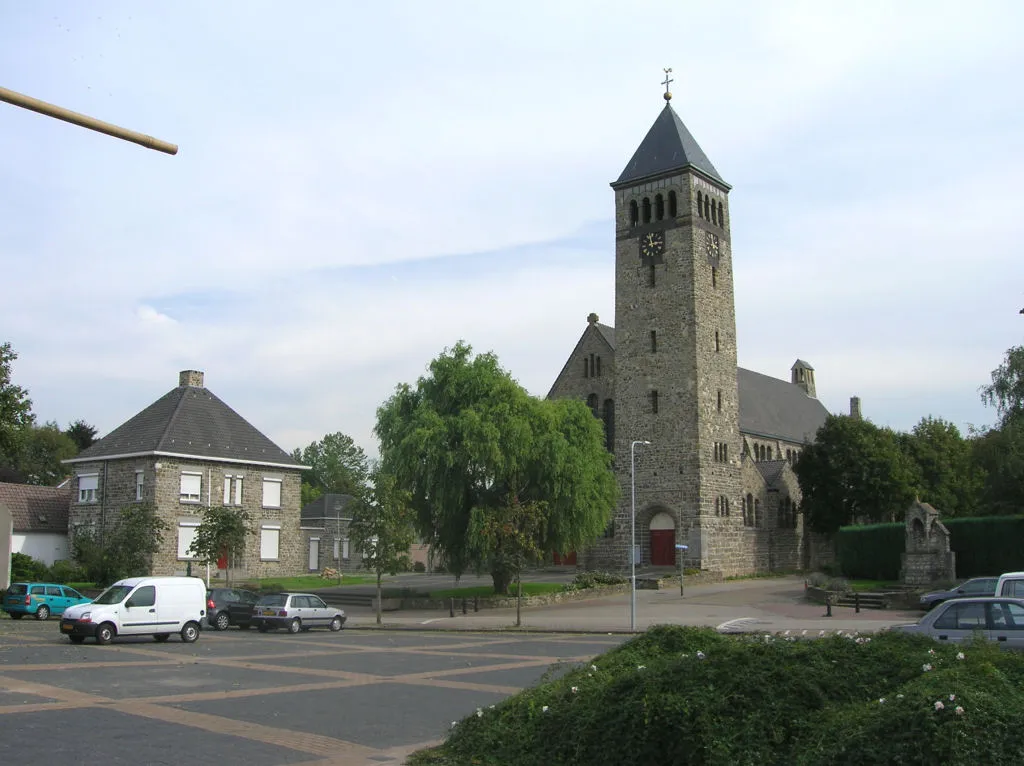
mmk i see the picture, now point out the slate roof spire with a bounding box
[613,76,728,189]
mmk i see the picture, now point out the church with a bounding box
[548,79,843,577]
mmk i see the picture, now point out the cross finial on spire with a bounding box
[662,67,673,102]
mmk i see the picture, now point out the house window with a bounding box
[78,474,98,504]
[629,200,639,227]
[180,472,202,503]
[135,471,144,501]
[260,524,280,561]
[650,390,659,414]
[650,330,657,353]
[223,476,232,505]
[177,521,200,560]
[262,478,282,509]
[342,538,350,560]
[333,539,340,559]
[234,476,243,505]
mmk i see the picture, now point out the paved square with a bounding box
[0,618,628,765]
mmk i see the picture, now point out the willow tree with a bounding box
[375,342,617,594]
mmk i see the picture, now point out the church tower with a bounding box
[604,74,742,572]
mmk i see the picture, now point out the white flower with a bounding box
[802,630,808,636]
[591,664,598,672]
[923,663,933,672]
[955,706,964,716]
[928,649,936,656]
[878,698,886,704]
[637,665,646,671]
[571,686,578,694]
[476,708,483,718]
[956,652,965,661]
[587,672,593,677]
[542,705,549,713]
[935,700,945,711]
[784,630,791,636]
[949,694,956,702]
[764,634,771,640]
[818,630,825,637]
[696,651,706,660]
[864,637,871,643]
[896,694,905,699]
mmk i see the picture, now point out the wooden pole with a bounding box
[0,86,178,155]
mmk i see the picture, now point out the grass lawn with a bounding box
[248,575,377,591]
[428,582,566,600]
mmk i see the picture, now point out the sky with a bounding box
[2,1,1023,459]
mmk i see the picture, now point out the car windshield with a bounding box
[257,594,288,607]
[92,585,133,605]
[7,584,27,595]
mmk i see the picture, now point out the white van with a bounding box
[995,572,1024,599]
[60,576,207,645]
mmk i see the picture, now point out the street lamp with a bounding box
[630,439,651,632]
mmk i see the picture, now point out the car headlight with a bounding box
[79,611,91,622]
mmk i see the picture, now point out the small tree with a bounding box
[469,496,546,626]
[72,503,168,585]
[348,470,416,624]
[188,506,253,584]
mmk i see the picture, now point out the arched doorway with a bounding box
[649,512,676,566]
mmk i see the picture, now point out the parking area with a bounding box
[0,617,626,765]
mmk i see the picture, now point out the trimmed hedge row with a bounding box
[836,515,1024,580]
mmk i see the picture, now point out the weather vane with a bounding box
[662,68,673,101]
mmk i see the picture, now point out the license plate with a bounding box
[262,609,276,616]
[61,623,73,632]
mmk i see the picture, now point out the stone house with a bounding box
[300,493,363,573]
[547,86,849,577]
[0,481,72,567]
[62,370,307,580]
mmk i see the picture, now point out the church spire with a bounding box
[612,72,728,189]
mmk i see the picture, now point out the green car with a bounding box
[3,582,92,621]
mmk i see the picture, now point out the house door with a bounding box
[308,538,320,571]
[649,512,676,566]
[553,551,577,566]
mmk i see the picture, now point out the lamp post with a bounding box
[630,439,651,632]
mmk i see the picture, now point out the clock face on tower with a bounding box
[640,231,665,260]
[704,231,721,260]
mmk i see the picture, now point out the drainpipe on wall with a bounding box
[206,467,211,587]
[101,461,108,531]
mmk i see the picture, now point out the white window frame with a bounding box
[223,476,232,505]
[135,471,144,501]
[180,472,202,503]
[260,523,281,561]
[333,539,340,560]
[177,521,200,560]
[78,474,98,504]
[262,477,282,509]
[342,538,349,560]
[234,475,243,506]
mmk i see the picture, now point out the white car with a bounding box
[250,592,346,634]
[891,596,1024,649]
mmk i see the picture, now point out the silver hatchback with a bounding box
[250,592,346,634]
[891,597,1024,649]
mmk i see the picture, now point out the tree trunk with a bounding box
[376,568,383,625]
[491,565,513,595]
[516,575,522,627]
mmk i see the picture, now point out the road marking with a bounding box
[716,617,765,633]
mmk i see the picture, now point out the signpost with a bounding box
[675,543,689,596]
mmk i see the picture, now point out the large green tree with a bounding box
[972,344,1024,514]
[348,469,416,624]
[17,421,78,485]
[981,345,1024,425]
[291,431,370,507]
[0,342,35,471]
[188,505,253,584]
[64,420,98,451]
[898,416,982,516]
[375,342,617,593]
[795,414,918,535]
[72,503,169,585]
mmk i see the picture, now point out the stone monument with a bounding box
[901,500,955,586]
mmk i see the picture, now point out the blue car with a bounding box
[3,582,92,621]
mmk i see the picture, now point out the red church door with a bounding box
[650,530,675,566]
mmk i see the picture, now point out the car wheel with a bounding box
[287,618,301,634]
[214,612,230,631]
[35,605,50,621]
[257,624,269,633]
[69,635,86,644]
[96,623,116,645]
[180,621,200,643]
[154,634,170,642]
[9,612,23,620]
[329,616,343,632]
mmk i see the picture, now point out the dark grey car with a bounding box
[919,577,998,610]
[250,592,346,634]
[892,597,1024,649]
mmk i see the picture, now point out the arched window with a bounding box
[655,194,665,221]
[668,190,677,217]
[603,399,615,453]
[704,196,711,220]
[711,201,718,225]
[767,447,773,460]
[629,200,639,227]
[642,198,652,223]
[697,191,704,218]
[583,358,589,378]
[596,356,602,376]
[718,201,724,226]
[586,393,598,416]
[650,330,657,353]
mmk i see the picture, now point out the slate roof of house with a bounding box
[0,482,71,533]
[754,460,790,489]
[65,382,302,469]
[614,103,727,188]
[737,368,829,444]
[301,493,356,522]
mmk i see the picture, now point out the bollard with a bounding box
[462,597,467,615]
[449,597,455,618]
[474,596,479,612]
[825,594,833,618]
[855,592,860,614]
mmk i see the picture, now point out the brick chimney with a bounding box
[850,396,862,420]
[179,370,205,388]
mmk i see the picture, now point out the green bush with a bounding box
[836,523,904,580]
[413,561,427,573]
[945,516,1024,576]
[412,626,1024,766]
[47,559,86,584]
[568,571,627,591]
[10,552,48,581]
